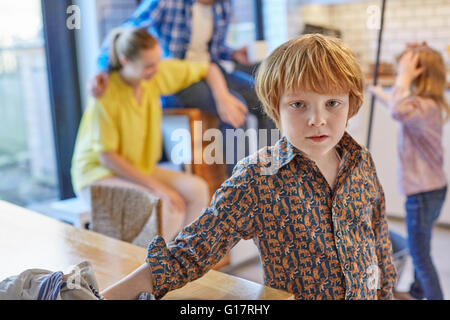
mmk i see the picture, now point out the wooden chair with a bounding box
[163,108,228,200]
[90,183,162,248]
[163,108,229,269]
[90,108,229,268]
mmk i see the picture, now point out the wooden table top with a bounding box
[0,200,293,300]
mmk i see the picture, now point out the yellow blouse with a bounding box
[71,59,209,193]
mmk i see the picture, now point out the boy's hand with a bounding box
[90,72,110,98]
[216,92,248,128]
[396,51,425,87]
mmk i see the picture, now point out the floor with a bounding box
[224,217,450,300]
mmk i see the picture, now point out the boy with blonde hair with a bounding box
[101,34,397,300]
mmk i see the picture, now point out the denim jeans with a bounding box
[389,230,408,281]
[405,186,447,300]
[161,67,277,176]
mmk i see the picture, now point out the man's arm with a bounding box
[205,63,248,128]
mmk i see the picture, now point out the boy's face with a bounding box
[279,89,349,162]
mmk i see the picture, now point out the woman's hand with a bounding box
[152,182,186,215]
[215,92,248,128]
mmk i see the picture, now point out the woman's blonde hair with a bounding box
[255,34,364,128]
[397,46,449,122]
[109,27,158,71]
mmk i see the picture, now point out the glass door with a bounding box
[0,0,58,206]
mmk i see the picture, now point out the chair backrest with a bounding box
[89,183,162,248]
[163,108,227,201]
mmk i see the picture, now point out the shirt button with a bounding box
[337,231,343,238]
[344,264,351,271]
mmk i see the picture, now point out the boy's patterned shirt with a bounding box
[146,132,398,300]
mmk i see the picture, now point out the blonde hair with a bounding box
[255,34,364,128]
[397,46,449,122]
[109,27,158,71]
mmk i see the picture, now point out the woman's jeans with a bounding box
[405,186,447,300]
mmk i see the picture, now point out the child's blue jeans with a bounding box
[406,186,447,300]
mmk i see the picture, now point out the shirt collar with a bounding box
[263,132,363,174]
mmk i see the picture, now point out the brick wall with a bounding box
[284,0,450,74]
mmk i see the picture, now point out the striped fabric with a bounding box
[0,261,105,300]
[37,272,63,300]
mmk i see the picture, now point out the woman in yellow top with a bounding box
[71,27,247,241]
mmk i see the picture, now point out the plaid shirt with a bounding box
[97,0,233,72]
[146,132,398,300]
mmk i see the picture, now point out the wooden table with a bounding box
[0,201,293,300]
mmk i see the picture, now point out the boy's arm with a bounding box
[368,155,398,300]
[101,263,154,300]
[101,161,258,300]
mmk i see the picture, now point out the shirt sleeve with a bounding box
[367,154,398,300]
[87,97,119,154]
[96,0,165,73]
[388,85,428,127]
[145,161,257,299]
[216,0,233,61]
[153,59,209,96]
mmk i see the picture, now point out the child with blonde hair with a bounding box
[370,43,448,300]
[100,34,397,300]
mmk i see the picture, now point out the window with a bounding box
[227,1,257,49]
[0,0,58,206]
